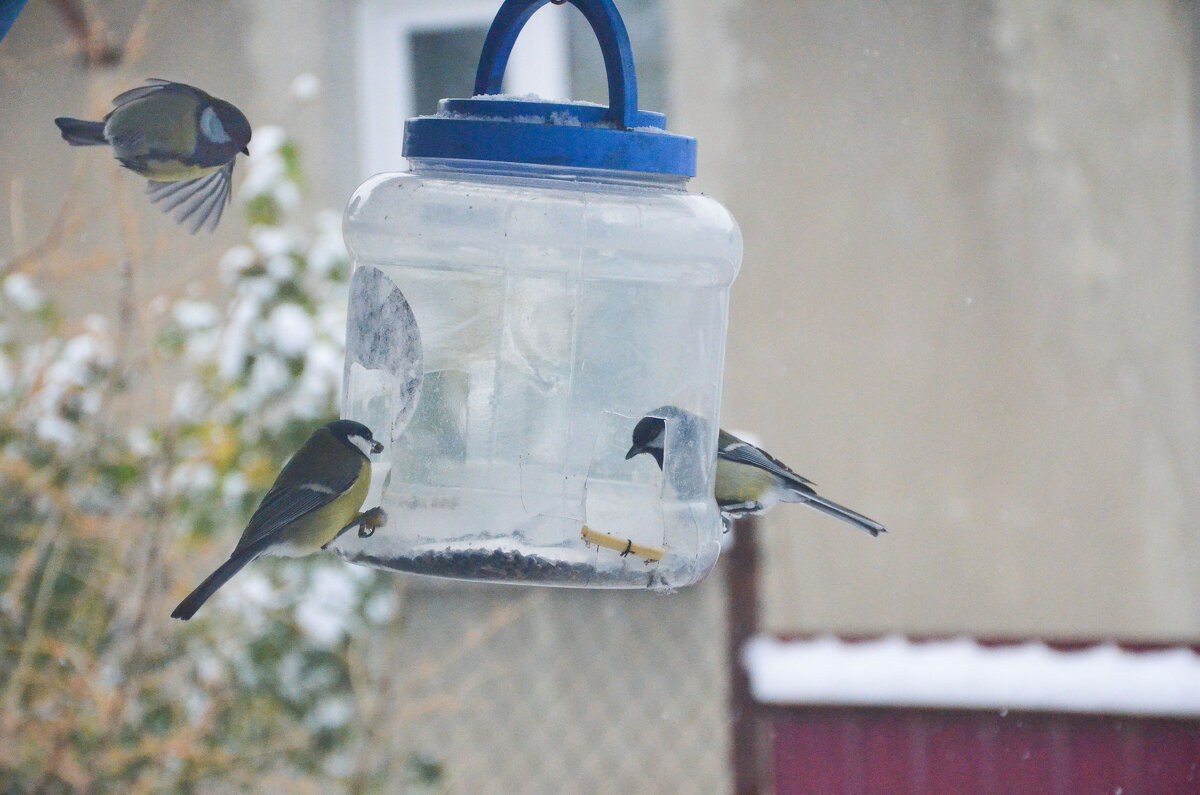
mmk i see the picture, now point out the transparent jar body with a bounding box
[336,159,741,589]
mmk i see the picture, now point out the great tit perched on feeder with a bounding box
[171,420,385,621]
[626,406,886,537]
[54,79,251,233]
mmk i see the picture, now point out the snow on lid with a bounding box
[468,93,605,107]
[744,634,1200,717]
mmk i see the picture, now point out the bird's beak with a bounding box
[370,440,384,454]
[241,146,250,155]
[625,444,642,460]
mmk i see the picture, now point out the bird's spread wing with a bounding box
[717,432,816,491]
[110,78,181,109]
[111,78,204,109]
[145,160,232,233]
[234,475,358,553]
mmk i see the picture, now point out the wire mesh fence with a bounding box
[372,575,733,793]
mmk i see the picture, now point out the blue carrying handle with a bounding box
[474,0,639,129]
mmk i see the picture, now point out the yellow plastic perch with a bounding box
[581,526,665,563]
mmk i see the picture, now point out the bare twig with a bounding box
[1,158,91,279]
[120,0,161,65]
[48,0,122,66]
[1,529,65,740]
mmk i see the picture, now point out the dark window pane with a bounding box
[410,26,490,115]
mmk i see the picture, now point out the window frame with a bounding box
[354,0,569,180]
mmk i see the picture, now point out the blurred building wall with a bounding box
[674,0,1200,640]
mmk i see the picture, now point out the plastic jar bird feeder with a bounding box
[336,0,741,589]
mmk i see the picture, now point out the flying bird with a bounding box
[55,79,251,233]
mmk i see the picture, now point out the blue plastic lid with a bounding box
[402,0,697,178]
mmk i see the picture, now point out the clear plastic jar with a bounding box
[332,0,741,588]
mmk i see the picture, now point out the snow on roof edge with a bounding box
[744,634,1200,717]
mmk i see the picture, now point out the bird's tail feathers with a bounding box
[54,117,106,146]
[783,489,886,537]
[170,549,258,620]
